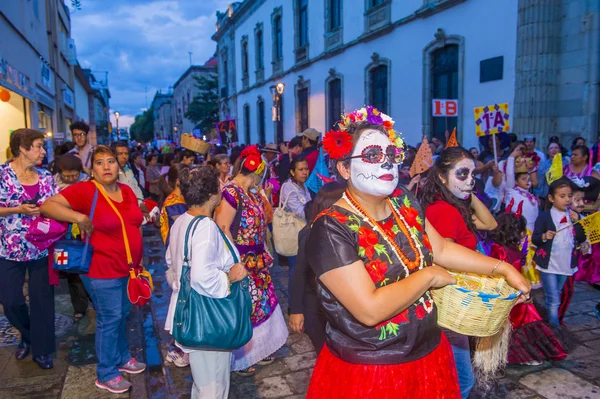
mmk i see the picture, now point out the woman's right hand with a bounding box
[76,213,94,236]
[426,265,456,288]
[17,204,40,217]
[228,263,248,283]
[289,313,304,333]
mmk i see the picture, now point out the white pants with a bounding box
[189,350,232,399]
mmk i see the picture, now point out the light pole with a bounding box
[115,111,120,141]
[269,82,285,144]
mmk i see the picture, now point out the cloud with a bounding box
[71,0,230,127]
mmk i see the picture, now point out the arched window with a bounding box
[243,104,251,144]
[327,78,342,129]
[257,98,266,145]
[431,45,458,140]
[369,65,388,114]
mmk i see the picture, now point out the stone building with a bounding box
[152,90,174,140]
[171,62,218,138]
[212,0,600,150]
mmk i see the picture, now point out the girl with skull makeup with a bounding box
[420,147,499,399]
[305,108,530,398]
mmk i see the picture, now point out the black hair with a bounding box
[178,166,220,206]
[130,151,142,162]
[112,141,129,151]
[489,213,527,250]
[546,176,575,210]
[306,181,347,222]
[290,156,308,180]
[146,153,158,164]
[59,141,76,155]
[69,121,90,134]
[180,149,196,159]
[420,147,478,234]
[214,145,228,155]
[161,152,175,168]
[305,137,318,146]
[208,154,230,168]
[57,153,83,173]
[572,145,590,162]
[289,136,303,149]
[572,137,586,150]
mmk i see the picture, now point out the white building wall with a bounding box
[223,0,518,149]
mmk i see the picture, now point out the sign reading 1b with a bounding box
[474,103,511,136]
[432,99,458,117]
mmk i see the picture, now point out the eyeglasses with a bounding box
[73,133,86,138]
[346,145,404,164]
[60,172,80,182]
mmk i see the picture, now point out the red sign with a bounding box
[432,99,458,117]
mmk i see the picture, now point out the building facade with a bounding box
[0,0,55,162]
[152,90,174,140]
[213,0,600,150]
[171,63,218,138]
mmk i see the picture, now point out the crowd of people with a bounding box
[1,110,599,397]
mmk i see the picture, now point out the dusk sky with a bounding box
[71,0,230,128]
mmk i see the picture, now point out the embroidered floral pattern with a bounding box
[0,164,58,261]
[320,190,436,341]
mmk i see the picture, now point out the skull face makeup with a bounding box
[446,158,476,200]
[350,129,398,196]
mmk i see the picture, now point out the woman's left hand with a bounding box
[497,262,531,303]
[265,182,274,197]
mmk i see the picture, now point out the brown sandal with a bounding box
[234,366,256,377]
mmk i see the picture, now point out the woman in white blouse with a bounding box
[164,166,248,399]
[279,156,312,301]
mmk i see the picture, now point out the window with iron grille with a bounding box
[328,78,342,130]
[298,0,309,47]
[369,65,388,114]
[431,45,458,141]
[297,87,309,132]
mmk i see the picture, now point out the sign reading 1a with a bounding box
[474,103,511,136]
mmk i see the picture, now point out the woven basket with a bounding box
[181,134,211,154]
[431,271,521,337]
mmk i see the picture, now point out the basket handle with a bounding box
[494,278,506,293]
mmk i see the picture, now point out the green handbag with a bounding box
[172,215,253,350]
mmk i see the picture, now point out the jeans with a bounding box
[81,276,132,382]
[0,257,55,356]
[444,329,474,399]
[288,255,297,305]
[540,271,568,326]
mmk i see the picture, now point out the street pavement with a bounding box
[0,226,599,398]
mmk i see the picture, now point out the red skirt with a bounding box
[306,333,460,399]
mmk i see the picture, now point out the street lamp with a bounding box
[114,111,120,141]
[270,82,285,144]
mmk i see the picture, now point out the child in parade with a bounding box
[533,177,587,326]
[489,209,566,365]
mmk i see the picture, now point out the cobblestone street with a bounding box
[0,226,599,398]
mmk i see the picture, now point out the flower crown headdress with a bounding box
[240,145,266,176]
[322,106,404,160]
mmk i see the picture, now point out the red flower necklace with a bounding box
[343,189,424,272]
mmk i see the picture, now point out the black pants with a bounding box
[303,292,327,354]
[67,273,89,315]
[0,257,56,356]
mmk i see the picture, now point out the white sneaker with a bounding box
[165,348,189,367]
[522,360,544,366]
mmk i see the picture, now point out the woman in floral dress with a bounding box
[215,146,288,375]
[305,108,530,398]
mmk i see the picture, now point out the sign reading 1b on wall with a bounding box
[432,99,459,117]
[473,103,511,136]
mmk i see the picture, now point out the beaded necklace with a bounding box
[342,190,424,275]
[513,186,538,207]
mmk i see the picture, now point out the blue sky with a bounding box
[71,0,230,127]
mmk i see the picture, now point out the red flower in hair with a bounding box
[322,130,353,160]
[240,145,263,172]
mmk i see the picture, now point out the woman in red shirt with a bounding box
[41,146,146,395]
[420,147,498,399]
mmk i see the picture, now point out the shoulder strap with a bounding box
[66,187,98,241]
[92,181,133,266]
[183,215,206,264]
[280,181,299,210]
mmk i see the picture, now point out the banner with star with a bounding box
[474,103,511,136]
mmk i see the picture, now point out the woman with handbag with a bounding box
[0,128,58,370]
[41,146,146,394]
[164,166,249,398]
[279,156,311,301]
[215,146,289,376]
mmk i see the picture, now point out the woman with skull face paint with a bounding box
[504,143,542,290]
[420,147,499,399]
[305,108,530,399]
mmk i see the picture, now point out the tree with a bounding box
[184,72,219,135]
[130,108,155,143]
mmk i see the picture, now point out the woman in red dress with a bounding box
[306,107,530,398]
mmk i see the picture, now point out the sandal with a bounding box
[257,356,275,366]
[234,366,256,377]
